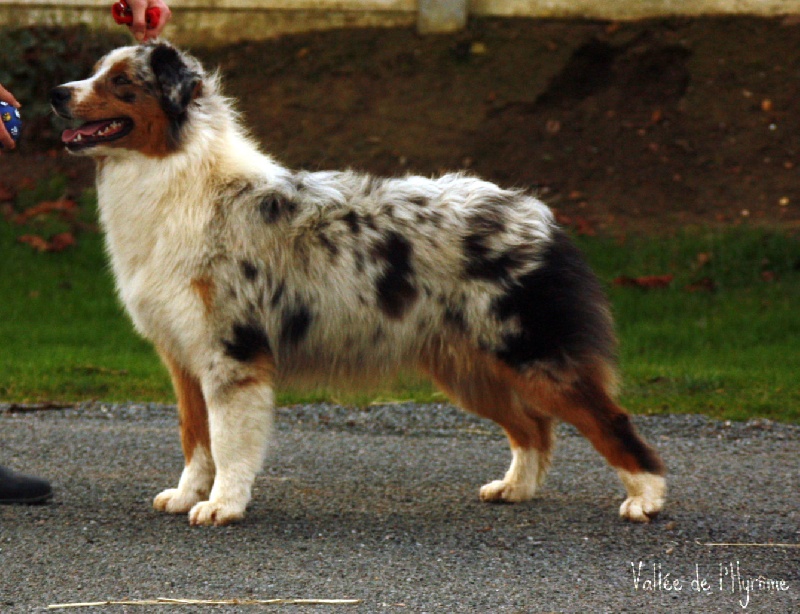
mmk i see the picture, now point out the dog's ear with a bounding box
[150,43,202,119]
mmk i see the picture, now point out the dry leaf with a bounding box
[554,212,596,236]
[0,181,16,202]
[613,275,674,289]
[18,232,77,253]
[48,232,76,252]
[696,252,712,267]
[15,199,78,224]
[18,234,50,252]
[685,277,716,293]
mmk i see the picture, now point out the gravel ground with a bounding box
[1,403,798,613]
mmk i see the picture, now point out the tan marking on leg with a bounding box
[422,341,555,447]
[190,277,215,315]
[421,341,665,516]
[420,340,556,502]
[161,352,210,464]
[514,359,667,520]
[189,354,276,526]
[231,351,277,389]
[522,362,665,476]
[153,350,214,514]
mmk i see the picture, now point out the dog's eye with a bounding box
[112,74,133,87]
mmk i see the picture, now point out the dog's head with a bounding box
[51,41,203,157]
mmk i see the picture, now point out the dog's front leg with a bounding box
[188,369,274,526]
[154,353,215,514]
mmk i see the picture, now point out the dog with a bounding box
[51,41,666,526]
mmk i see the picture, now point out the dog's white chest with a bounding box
[98,184,209,350]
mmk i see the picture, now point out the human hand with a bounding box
[127,0,172,42]
[0,83,20,150]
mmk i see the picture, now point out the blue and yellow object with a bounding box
[0,101,22,148]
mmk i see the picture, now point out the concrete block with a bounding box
[418,0,467,34]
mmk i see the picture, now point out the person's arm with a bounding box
[0,83,20,150]
[128,0,172,42]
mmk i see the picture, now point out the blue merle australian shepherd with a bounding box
[51,42,665,526]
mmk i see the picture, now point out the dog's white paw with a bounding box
[619,495,662,522]
[153,488,206,514]
[479,479,535,503]
[617,471,666,523]
[188,499,245,526]
[480,447,542,503]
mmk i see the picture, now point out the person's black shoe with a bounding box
[0,465,53,504]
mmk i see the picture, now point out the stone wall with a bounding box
[0,0,797,45]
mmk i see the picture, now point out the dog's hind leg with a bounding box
[188,352,275,526]
[477,407,555,503]
[421,345,555,503]
[478,410,555,503]
[154,353,215,514]
[518,361,667,522]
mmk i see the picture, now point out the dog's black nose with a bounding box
[50,87,72,113]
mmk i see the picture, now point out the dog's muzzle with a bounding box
[50,86,73,118]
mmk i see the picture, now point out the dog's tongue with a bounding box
[61,121,109,143]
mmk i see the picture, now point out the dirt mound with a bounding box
[6,17,799,232]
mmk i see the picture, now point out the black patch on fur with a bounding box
[270,281,285,308]
[241,260,258,281]
[259,193,296,224]
[280,304,312,347]
[444,305,468,333]
[462,197,520,282]
[472,215,505,235]
[373,231,419,319]
[318,233,338,258]
[223,322,271,362]
[463,235,526,283]
[409,196,428,207]
[150,44,201,146]
[341,211,361,234]
[363,215,378,231]
[491,230,616,369]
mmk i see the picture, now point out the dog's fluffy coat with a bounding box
[52,42,666,526]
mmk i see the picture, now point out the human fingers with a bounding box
[0,83,20,108]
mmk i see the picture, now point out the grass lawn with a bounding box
[2,180,798,422]
[586,231,800,422]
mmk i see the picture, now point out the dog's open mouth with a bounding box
[62,118,133,149]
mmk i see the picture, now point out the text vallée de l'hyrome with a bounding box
[630,560,790,609]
